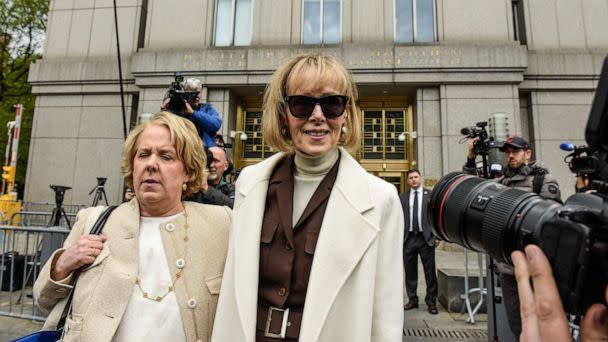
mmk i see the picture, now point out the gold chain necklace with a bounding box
[134,207,190,302]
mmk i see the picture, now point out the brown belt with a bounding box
[256,305,303,339]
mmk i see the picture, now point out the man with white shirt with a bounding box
[400,169,439,314]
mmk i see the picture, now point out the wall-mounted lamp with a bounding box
[229,130,248,141]
[398,131,417,141]
[138,112,154,125]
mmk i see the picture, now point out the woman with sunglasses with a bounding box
[212,54,404,342]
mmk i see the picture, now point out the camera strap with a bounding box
[532,167,548,195]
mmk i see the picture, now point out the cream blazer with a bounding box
[212,147,404,342]
[34,199,231,342]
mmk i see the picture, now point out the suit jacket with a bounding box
[34,199,231,342]
[399,188,434,246]
[212,147,404,342]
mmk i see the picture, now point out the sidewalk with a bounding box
[0,249,489,341]
[402,248,488,342]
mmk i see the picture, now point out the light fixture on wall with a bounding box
[137,112,154,124]
[229,130,248,141]
[398,131,417,141]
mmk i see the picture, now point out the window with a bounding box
[512,0,527,44]
[394,0,435,43]
[215,0,252,46]
[302,0,341,44]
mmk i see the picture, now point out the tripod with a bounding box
[18,185,73,305]
[48,185,72,229]
[89,177,108,207]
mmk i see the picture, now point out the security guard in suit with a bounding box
[399,169,439,315]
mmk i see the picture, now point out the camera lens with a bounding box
[428,172,562,264]
[460,127,473,136]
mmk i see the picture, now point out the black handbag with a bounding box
[10,205,117,342]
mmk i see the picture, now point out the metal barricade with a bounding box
[8,211,78,228]
[22,202,85,216]
[0,225,70,321]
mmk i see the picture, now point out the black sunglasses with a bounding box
[284,95,349,119]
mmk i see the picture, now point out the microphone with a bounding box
[560,142,575,151]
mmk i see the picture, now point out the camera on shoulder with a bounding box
[166,72,199,117]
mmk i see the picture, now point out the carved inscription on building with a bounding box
[180,46,464,72]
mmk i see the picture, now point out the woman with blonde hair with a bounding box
[213,54,404,341]
[34,111,230,341]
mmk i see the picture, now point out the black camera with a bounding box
[166,72,199,117]
[430,56,608,315]
[561,143,603,179]
[461,121,503,155]
[49,185,71,208]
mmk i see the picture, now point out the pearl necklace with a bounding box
[134,207,189,302]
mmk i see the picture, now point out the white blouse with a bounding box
[112,214,186,342]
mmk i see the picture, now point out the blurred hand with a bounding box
[434,239,440,247]
[160,97,170,110]
[467,137,480,159]
[513,245,608,342]
[580,286,608,341]
[52,234,107,281]
[184,100,194,115]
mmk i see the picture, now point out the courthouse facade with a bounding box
[27,0,608,204]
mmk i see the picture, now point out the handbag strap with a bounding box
[56,205,118,330]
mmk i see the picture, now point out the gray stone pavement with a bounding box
[0,249,489,341]
[402,248,488,341]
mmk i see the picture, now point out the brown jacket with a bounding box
[256,155,339,340]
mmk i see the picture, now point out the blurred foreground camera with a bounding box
[166,72,199,116]
[428,172,607,315]
[430,56,608,315]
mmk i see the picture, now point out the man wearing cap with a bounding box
[463,135,561,338]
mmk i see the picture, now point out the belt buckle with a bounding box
[264,306,289,338]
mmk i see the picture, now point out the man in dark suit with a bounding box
[400,169,439,314]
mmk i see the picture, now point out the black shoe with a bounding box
[404,301,419,310]
[427,303,438,315]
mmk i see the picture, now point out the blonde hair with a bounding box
[122,111,206,198]
[262,53,361,153]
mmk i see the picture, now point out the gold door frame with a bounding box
[233,96,416,192]
[358,97,415,192]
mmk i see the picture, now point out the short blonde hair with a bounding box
[262,53,361,153]
[122,111,206,198]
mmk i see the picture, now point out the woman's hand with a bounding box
[52,234,107,281]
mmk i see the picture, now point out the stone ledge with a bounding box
[437,267,487,314]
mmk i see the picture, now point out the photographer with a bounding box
[463,135,562,338]
[513,245,608,342]
[161,77,222,148]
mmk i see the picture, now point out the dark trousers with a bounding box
[499,273,522,338]
[403,233,438,305]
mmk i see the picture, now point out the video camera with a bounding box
[461,121,503,156]
[429,56,608,315]
[560,142,603,183]
[49,185,71,208]
[166,72,199,117]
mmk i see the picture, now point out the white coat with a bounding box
[212,147,404,342]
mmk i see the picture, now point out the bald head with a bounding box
[208,147,229,185]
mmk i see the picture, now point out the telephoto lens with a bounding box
[428,172,561,264]
[428,172,608,314]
